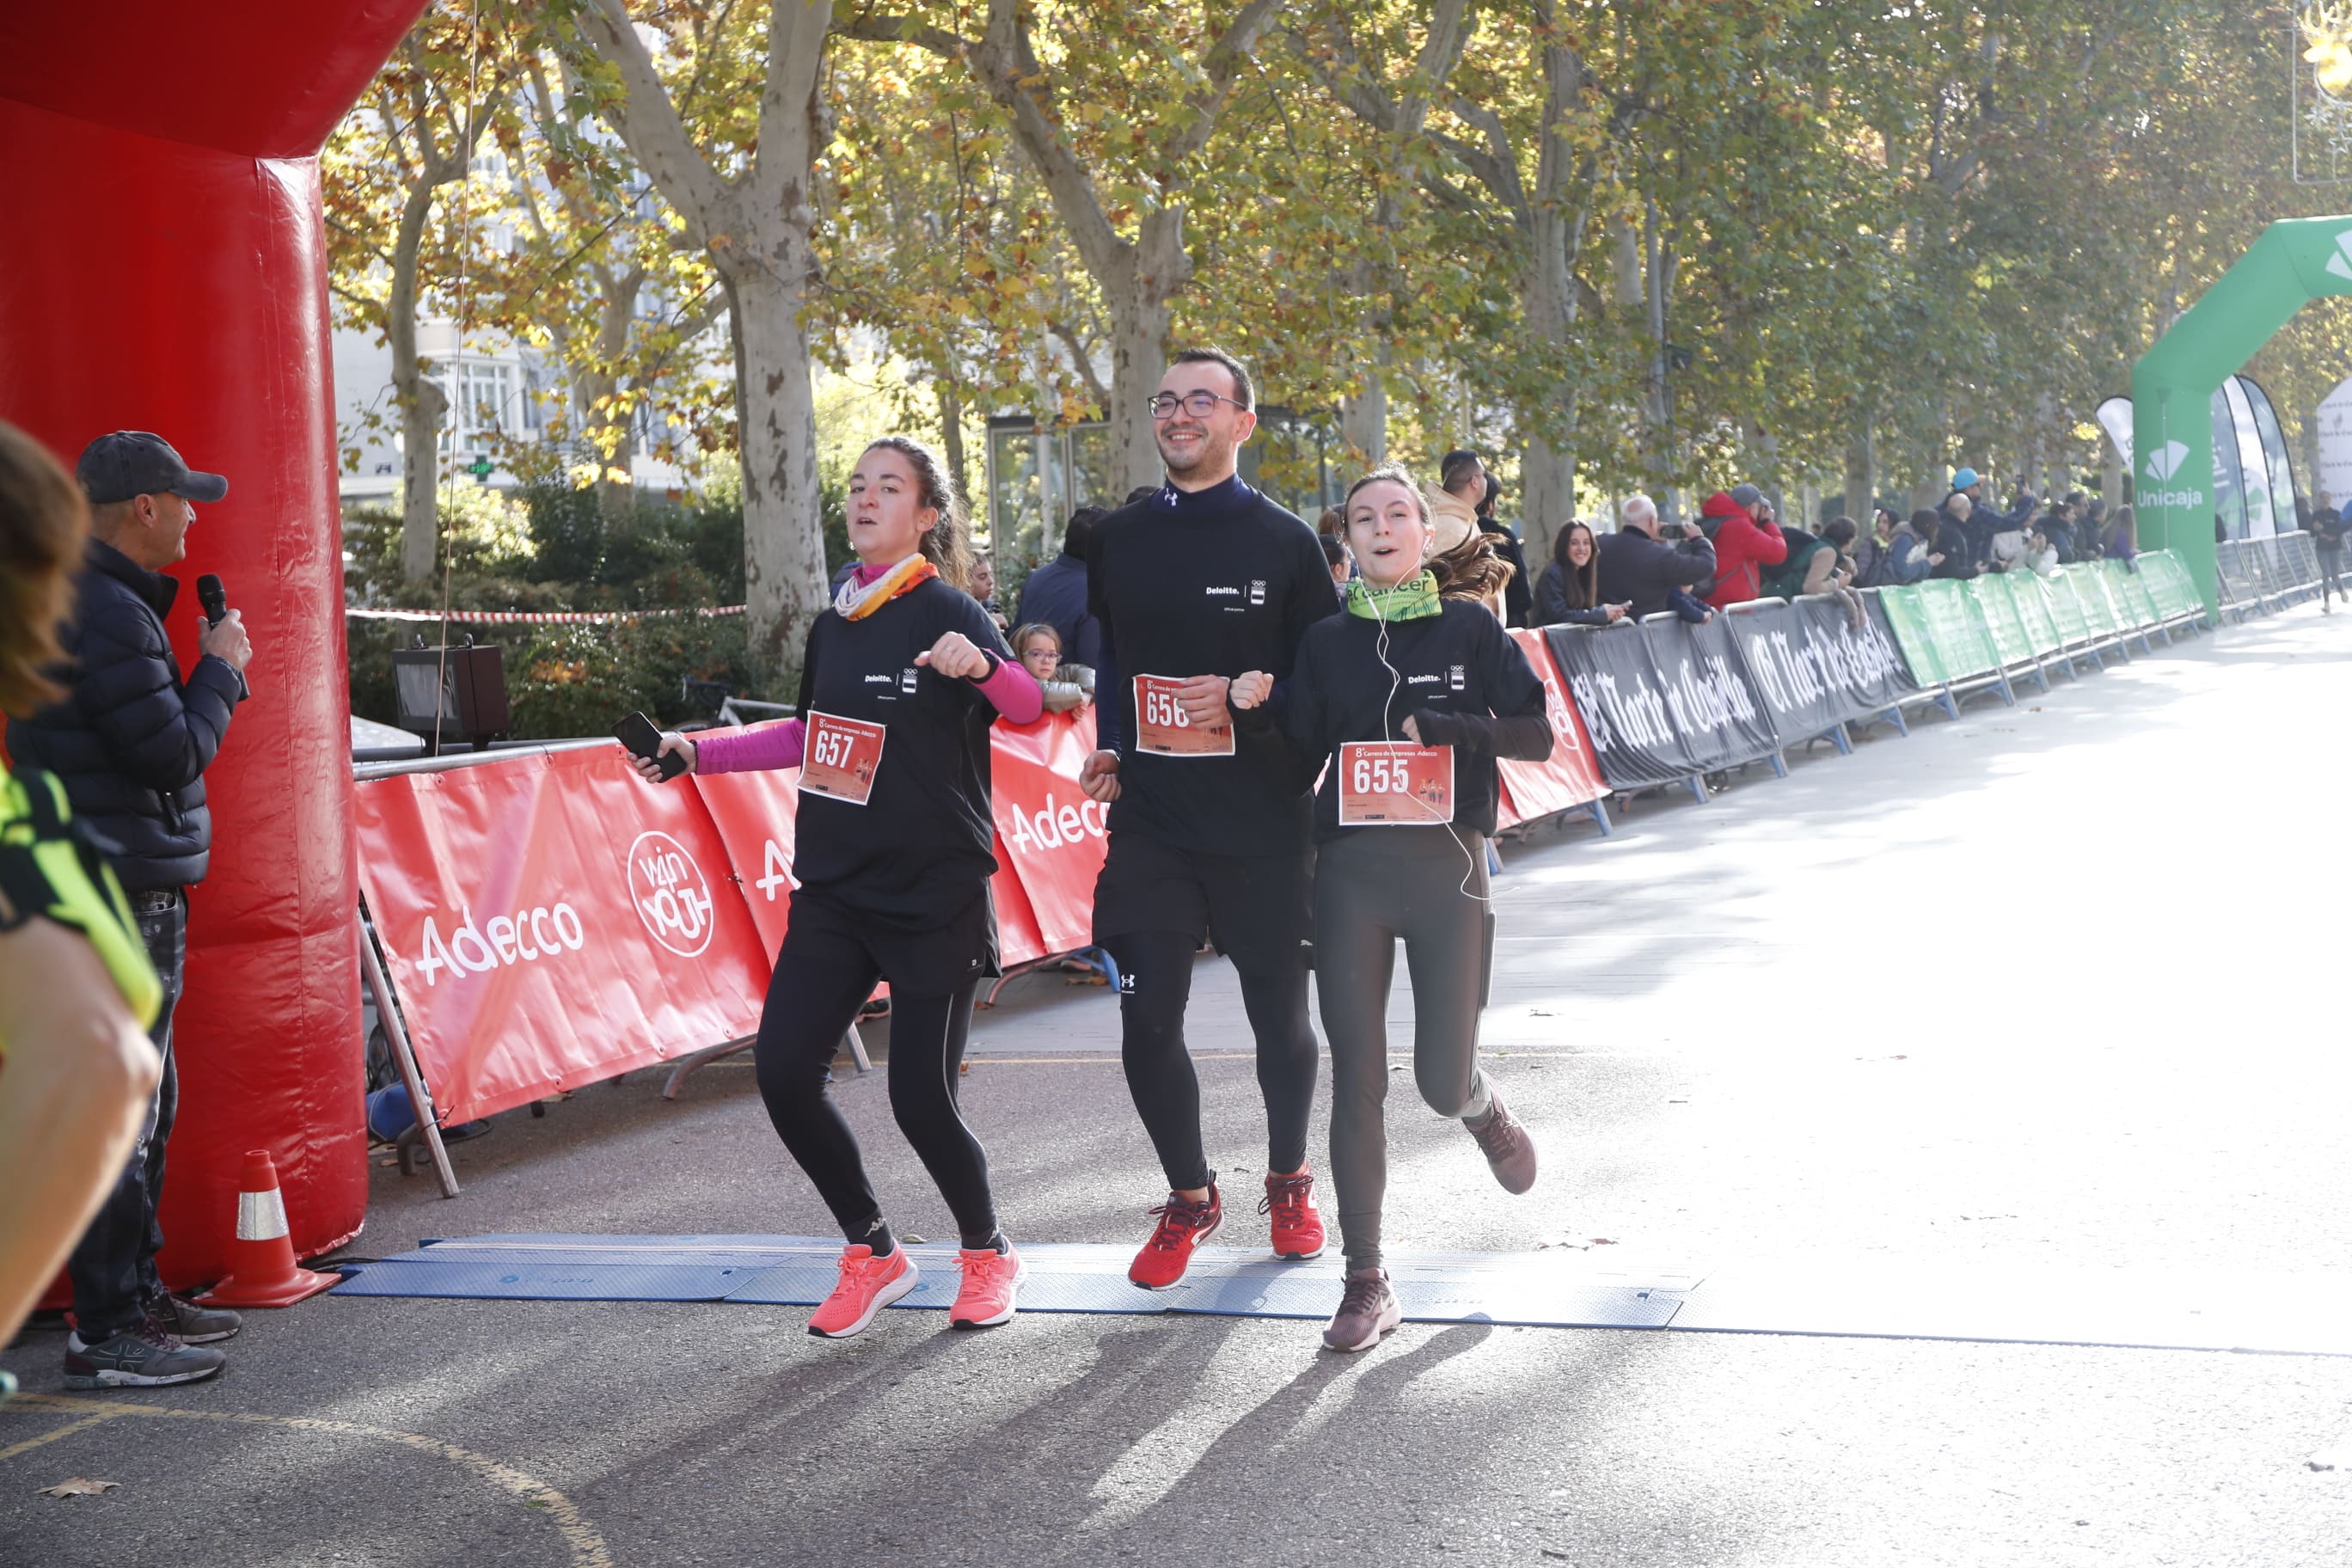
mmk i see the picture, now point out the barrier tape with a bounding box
[346,604,747,625]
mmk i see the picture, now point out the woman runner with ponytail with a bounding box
[1231,464,1552,1352]
[633,437,1041,1338]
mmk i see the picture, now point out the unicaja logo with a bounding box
[2325,229,2352,281]
[2141,438,2207,508]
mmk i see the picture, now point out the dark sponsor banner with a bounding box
[1724,597,1920,742]
[1542,617,1778,789]
[1651,613,1780,772]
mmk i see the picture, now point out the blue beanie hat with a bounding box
[1952,466,1980,491]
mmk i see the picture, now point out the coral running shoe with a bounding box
[1261,1168,1326,1260]
[1129,1185,1222,1289]
[807,1244,919,1338]
[949,1245,1027,1329]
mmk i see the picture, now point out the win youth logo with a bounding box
[627,830,717,958]
[2142,439,2207,509]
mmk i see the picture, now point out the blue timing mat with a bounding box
[328,1235,2352,1354]
[332,1234,1684,1327]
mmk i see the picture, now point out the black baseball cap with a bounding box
[76,431,229,505]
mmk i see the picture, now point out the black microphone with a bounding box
[197,573,229,628]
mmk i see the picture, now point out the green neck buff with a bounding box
[1345,568,1442,622]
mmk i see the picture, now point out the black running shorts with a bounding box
[782,884,1000,996]
[1089,830,1312,977]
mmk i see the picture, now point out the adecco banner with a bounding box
[353,745,772,1123]
[986,707,1109,957]
[689,723,800,954]
[1495,628,1608,827]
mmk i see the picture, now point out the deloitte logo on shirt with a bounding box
[2141,440,2206,509]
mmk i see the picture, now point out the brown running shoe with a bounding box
[1467,1088,1538,1194]
[1322,1267,1400,1352]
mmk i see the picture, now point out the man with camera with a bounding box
[5,432,254,1388]
[1596,493,1718,619]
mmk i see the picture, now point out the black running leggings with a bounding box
[1315,825,1495,1271]
[1107,929,1318,1192]
[753,922,996,1248]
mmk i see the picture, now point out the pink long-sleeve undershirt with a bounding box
[693,659,1041,776]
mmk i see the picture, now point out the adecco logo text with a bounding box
[1003,790,1107,854]
[2142,439,2207,508]
[628,830,717,958]
[414,901,585,987]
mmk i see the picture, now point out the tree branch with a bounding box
[576,0,737,244]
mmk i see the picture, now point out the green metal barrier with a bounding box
[2044,568,2095,646]
[1876,586,1950,688]
[1914,579,2003,678]
[2006,572,2067,657]
[1965,574,2037,669]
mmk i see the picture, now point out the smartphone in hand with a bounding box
[615,710,689,780]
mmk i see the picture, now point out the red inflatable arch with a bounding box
[0,3,430,1283]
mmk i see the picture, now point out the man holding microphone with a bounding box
[6,431,254,1387]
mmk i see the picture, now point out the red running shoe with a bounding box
[1261,1168,1326,1260]
[807,1244,919,1338]
[1128,1185,1222,1289]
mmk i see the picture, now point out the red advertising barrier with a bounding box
[353,745,771,1124]
[1496,628,1611,829]
[986,707,1110,958]
[688,723,801,956]
[355,689,1604,1130]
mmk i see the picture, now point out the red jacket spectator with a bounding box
[1700,491,1789,609]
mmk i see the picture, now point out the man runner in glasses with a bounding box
[1081,347,1340,1289]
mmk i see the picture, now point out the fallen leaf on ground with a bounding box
[39,1479,119,1499]
[902,1234,927,1245]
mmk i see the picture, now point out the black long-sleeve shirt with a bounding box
[787,579,1018,931]
[1087,476,1338,857]
[1595,530,1716,618]
[1241,599,1552,843]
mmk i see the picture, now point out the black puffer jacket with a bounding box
[4,540,246,891]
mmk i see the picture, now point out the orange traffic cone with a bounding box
[200,1150,339,1308]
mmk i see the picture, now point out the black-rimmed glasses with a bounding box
[1147,390,1247,420]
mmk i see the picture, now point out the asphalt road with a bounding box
[6,604,2351,1567]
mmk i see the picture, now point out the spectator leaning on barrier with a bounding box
[1014,505,1105,670]
[1878,508,1941,585]
[1987,494,2037,573]
[1931,493,1980,579]
[968,552,1012,633]
[1473,469,1534,628]
[1850,505,1892,586]
[1534,520,1630,628]
[1320,533,1352,598]
[1012,622,1093,712]
[4,430,255,1389]
[0,422,165,1399]
[1761,517,1846,599]
[2104,504,2139,564]
[1596,492,1716,619]
[1700,484,1789,609]
[1425,451,1514,619]
[2041,497,2078,565]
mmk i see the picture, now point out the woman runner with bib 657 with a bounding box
[1231,464,1551,1352]
[632,437,1041,1338]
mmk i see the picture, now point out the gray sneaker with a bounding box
[149,1291,242,1344]
[1467,1089,1538,1195]
[1322,1267,1400,1353]
[64,1313,226,1389]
